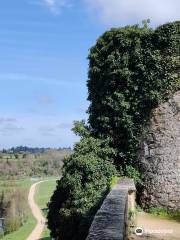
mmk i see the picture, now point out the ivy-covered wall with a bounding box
[87,21,180,174]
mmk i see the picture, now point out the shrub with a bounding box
[4,218,22,234]
[0,188,27,235]
[47,122,117,240]
[125,165,141,184]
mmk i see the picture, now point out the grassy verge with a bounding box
[34,178,57,240]
[1,215,36,240]
[149,208,180,222]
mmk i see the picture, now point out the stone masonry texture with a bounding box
[137,91,180,210]
[86,179,136,240]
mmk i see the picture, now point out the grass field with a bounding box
[35,178,57,212]
[35,178,57,240]
[0,177,57,240]
[0,178,37,240]
[1,215,36,240]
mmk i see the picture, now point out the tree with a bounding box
[47,122,117,240]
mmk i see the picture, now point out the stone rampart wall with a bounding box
[86,179,136,240]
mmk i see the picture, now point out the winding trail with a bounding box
[26,180,47,240]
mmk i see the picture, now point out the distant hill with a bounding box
[0,146,71,154]
[0,148,72,179]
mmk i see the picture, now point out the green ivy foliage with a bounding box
[87,21,180,173]
[47,121,117,240]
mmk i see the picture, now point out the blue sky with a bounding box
[0,0,179,149]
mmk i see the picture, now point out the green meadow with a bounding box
[0,178,57,240]
[35,179,57,240]
[0,178,37,240]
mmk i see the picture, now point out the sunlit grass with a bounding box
[35,178,57,239]
[149,207,180,222]
[1,177,56,240]
[0,178,37,240]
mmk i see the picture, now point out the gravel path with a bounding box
[26,181,47,240]
[129,212,180,240]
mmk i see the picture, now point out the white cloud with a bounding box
[42,0,72,14]
[45,0,55,7]
[0,118,17,124]
[85,0,180,26]
[0,73,83,88]
[1,125,24,136]
[57,122,73,129]
[0,119,23,137]
[36,95,53,105]
[0,115,79,149]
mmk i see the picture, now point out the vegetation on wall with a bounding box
[87,21,180,174]
[48,21,180,240]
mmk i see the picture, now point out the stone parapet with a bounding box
[86,179,136,240]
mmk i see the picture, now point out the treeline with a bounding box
[0,149,72,179]
[1,146,71,154]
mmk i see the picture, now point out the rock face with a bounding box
[138,91,180,210]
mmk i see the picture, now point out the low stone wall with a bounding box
[86,179,136,240]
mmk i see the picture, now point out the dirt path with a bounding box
[129,212,180,240]
[26,180,47,240]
